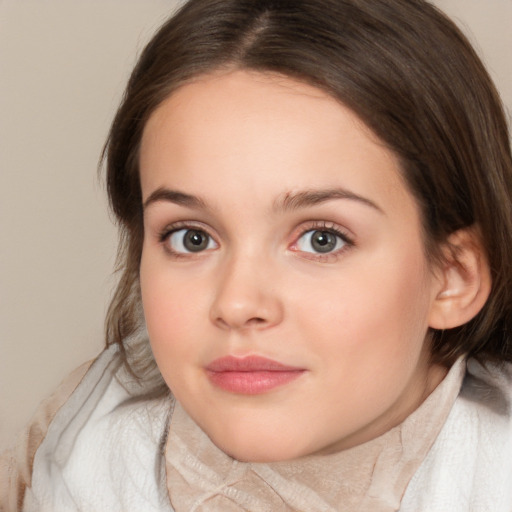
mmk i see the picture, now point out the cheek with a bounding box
[140,271,210,400]
[292,248,433,364]
[139,255,207,365]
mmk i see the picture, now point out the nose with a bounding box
[209,253,284,331]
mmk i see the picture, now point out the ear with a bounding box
[429,227,491,330]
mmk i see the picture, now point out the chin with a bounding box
[214,435,306,463]
[227,448,296,464]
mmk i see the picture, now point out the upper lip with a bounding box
[205,355,304,372]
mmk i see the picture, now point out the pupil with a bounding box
[184,230,208,252]
[312,230,336,253]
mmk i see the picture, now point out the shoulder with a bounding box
[2,345,175,511]
[30,345,174,511]
[0,358,92,511]
[401,359,512,511]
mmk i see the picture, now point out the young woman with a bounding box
[3,0,512,510]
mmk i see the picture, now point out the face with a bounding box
[139,70,446,462]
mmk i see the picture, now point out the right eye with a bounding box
[165,228,217,254]
[295,229,347,254]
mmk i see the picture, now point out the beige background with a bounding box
[0,0,511,452]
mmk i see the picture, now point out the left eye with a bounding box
[295,229,347,254]
[167,228,217,253]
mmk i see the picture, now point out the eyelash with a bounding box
[158,221,217,259]
[157,220,355,261]
[290,221,355,262]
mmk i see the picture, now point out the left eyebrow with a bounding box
[273,188,384,214]
[143,187,208,211]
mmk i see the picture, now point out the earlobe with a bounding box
[428,228,491,330]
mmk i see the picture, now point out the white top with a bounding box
[23,345,512,511]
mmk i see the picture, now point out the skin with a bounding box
[139,70,448,462]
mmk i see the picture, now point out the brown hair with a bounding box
[103,0,512,382]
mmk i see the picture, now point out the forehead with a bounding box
[139,70,415,219]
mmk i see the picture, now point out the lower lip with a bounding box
[206,370,305,394]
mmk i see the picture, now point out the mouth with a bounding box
[205,355,306,395]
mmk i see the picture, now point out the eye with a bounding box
[296,229,347,254]
[166,228,217,253]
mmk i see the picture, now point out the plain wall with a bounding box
[1,0,511,452]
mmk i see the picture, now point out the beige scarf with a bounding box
[165,358,465,511]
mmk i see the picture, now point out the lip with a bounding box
[205,355,306,394]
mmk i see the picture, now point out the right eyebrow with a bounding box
[143,187,207,211]
[273,187,384,215]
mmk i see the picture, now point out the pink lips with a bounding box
[205,355,305,394]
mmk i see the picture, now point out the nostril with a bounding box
[214,315,267,330]
[215,318,230,330]
[247,317,266,325]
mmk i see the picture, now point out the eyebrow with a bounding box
[273,188,383,214]
[143,187,208,211]
[143,186,383,215]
